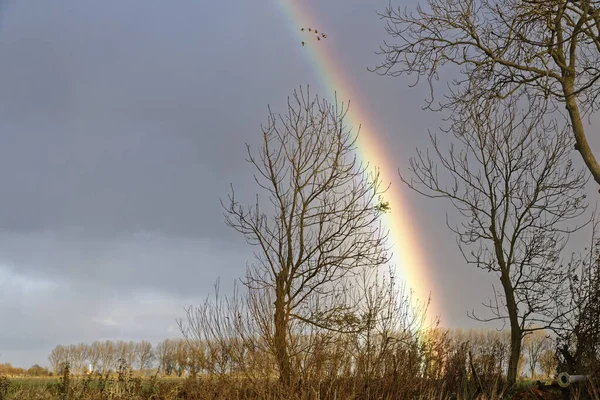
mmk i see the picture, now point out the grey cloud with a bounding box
[0,231,249,298]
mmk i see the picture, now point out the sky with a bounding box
[0,0,597,368]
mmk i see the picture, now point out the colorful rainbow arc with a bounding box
[276,1,439,319]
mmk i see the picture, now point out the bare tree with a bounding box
[67,343,88,375]
[156,339,176,376]
[220,87,390,386]
[400,95,588,385]
[48,345,68,375]
[88,341,102,373]
[348,267,428,389]
[172,339,189,377]
[135,341,154,372]
[99,340,116,373]
[374,0,600,186]
[555,217,600,374]
[539,349,558,378]
[115,340,137,370]
[523,330,551,378]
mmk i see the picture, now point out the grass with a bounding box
[0,374,598,400]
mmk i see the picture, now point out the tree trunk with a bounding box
[274,273,291,386]
[507,329,522,386]
[563,82,600,186]
[500,269,522,386]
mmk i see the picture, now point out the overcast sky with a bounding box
[0,0,598,368]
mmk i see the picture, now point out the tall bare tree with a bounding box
[400,95,588,385]
[374,0,600,186]
[221,87,390,386]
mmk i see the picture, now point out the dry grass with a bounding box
[0,374,462,400]
[1,371,597,400]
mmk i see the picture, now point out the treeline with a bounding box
[0,363,50,377]
[47,339,191,376]
[45,328,558,381]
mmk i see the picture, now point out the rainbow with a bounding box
[276,1,439,319]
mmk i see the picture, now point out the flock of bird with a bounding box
[300,27,327,46]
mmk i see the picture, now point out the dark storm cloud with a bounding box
[0,0,287,367]
[0,230,248,297]
[0,0,275,238]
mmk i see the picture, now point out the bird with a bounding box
[300,28,304,31]
[317,36,321,41]
[308,28,312,32]
[301,41,306,46]
[315,30,318,34]
[322,33,327,38]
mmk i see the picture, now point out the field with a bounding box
[0,374,597,400]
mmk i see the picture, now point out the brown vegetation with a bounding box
[2,328,599,399]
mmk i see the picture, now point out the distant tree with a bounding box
[98,340,116,372]
[156,339,176,376]
[135,340,154,372]
[116,340,137,369]
[539,350,558,378]
[67,343,88,374]
[216,87,390,386]
[0,363,24,376]
[26,364,49,377]
[48,345,68,375]
[172,339,189,377]
[184,339,205,376]
[87,341,102,373]
[523,330,551,378]
[374,0,600,186]
[400,94,588,385]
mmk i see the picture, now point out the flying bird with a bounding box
[299,27,327,46]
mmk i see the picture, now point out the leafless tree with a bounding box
[539,349,558,378]
[98,340,116,373]
[134,340,154,372]
[115,340,137,370]
[87,341,102,373]
[48,345,68,375]
[555,217,600,374]
[183,338,206,376]
[523,329,552,378]
[218,87,390,386]
[67,343,88,375]
[156,339,176,376]
[374,0,600,186]
[400,95,588,385]
[348,267,429,390]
